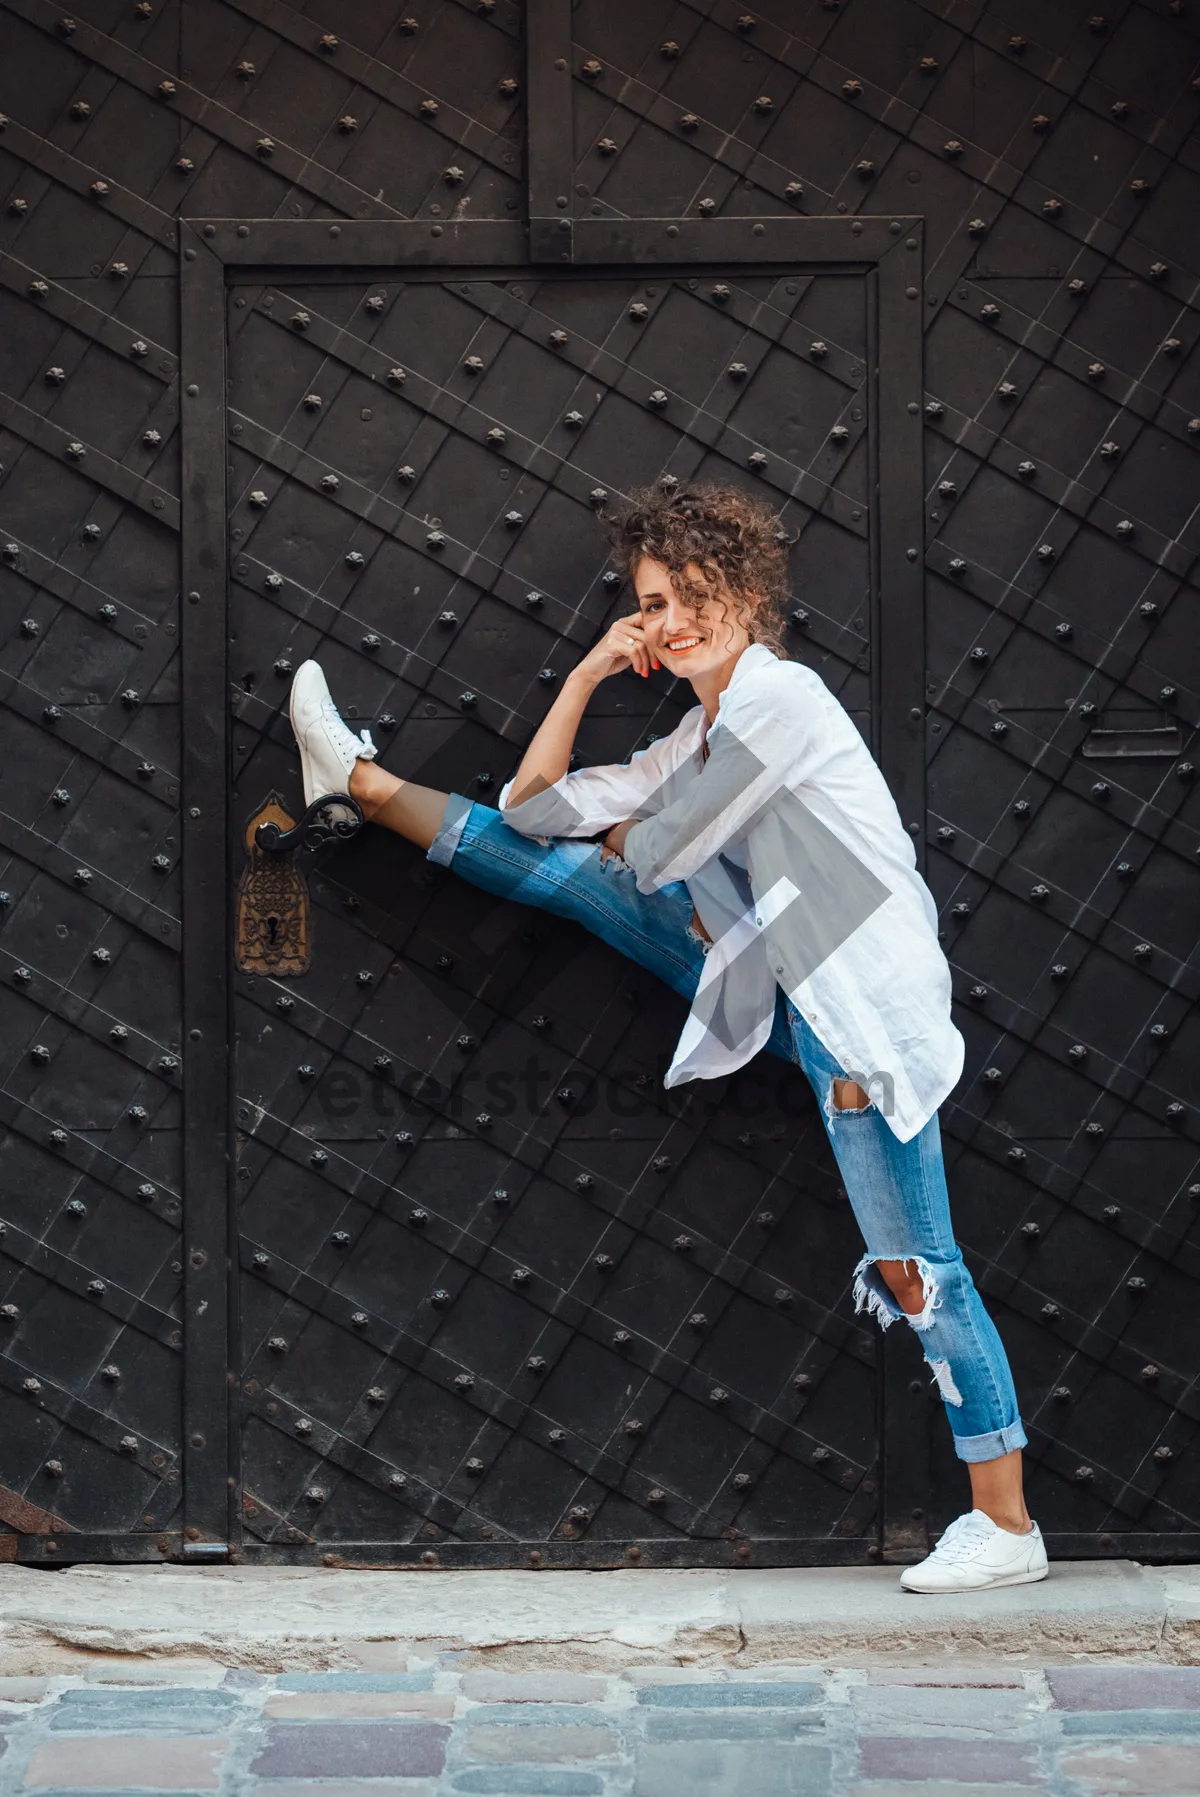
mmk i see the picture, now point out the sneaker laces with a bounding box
[926,1511,995,1562]
[320,700,376,765]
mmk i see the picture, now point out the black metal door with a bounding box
[1,0,1196,1567]
[226,259,909,1565]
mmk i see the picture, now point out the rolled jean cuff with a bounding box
[427,792,473,868]
[949,1417,1028,1464]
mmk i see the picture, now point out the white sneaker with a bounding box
[288,660,377,807]
[900,1509,1048,1594]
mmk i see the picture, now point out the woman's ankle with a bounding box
[349,758,400,821]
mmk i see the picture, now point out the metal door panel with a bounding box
[4,0,1194,1565]
[224,254,891,1561]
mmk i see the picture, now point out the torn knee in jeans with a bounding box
[852,1252,942,1333]
[853,1259,964,1407]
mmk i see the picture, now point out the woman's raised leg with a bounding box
[349,758,448,851]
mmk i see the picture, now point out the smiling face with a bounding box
[632,555,753,682]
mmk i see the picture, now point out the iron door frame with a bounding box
[178,211,928,1559]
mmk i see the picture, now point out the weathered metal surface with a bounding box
[0,0,1195,1565]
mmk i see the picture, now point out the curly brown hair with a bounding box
[605,478,794,657]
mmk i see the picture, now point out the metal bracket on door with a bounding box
[1079,716,1183,759]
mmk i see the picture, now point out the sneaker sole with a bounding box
[901,1563,1049,1594]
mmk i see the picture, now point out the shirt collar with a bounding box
[716,642,776,714]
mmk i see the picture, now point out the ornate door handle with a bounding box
[236,793,364,976]
[254,793,365,853]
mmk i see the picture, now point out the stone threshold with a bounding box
[1,1561,1196,1676]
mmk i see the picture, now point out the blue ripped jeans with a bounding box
[430,798,1028,1466]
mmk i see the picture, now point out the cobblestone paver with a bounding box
[0,1661,1197,1794]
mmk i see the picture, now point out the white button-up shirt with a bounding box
[499,644,964,1143]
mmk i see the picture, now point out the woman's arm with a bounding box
[504,669,597,808]
[505,612,655,808]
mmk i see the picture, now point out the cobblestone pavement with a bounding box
[1,1660,1199,1796]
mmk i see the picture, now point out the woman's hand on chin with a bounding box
[574,615,659,685]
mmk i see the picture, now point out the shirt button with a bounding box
[775,965,785,975]
[755,916,763,927]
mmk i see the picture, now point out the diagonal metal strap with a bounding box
[0,391,180,529]
[0,810,181,951]
[0,255,177,382]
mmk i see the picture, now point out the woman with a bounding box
[288,481,1045,1593]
